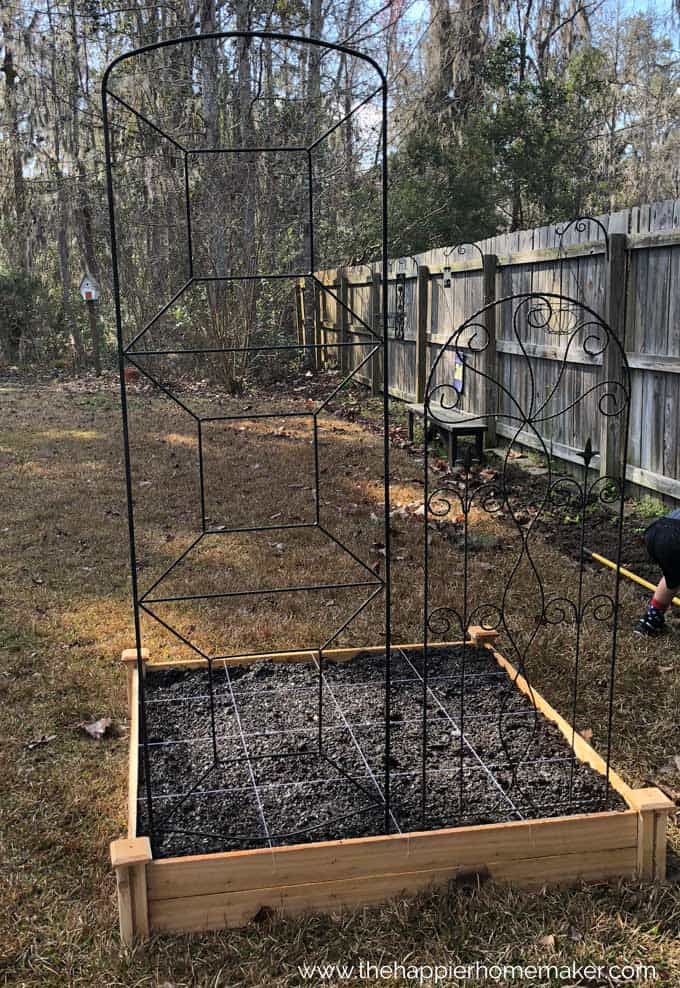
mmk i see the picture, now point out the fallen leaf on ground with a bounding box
[580,727,593,741]
[79,717,113,740]
[25,734,57,750]
[538,933,556,949]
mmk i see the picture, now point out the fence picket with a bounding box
[312,200,680,501]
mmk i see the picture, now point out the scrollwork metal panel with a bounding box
[422,290,630,823]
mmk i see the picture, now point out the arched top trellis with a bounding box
[102,30,387,83]
[421,288,631,815]
[101,31,387,154]
[103,31,394,850]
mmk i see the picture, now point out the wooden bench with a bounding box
[406,403,487,467]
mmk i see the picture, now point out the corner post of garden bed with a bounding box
[629,787,675,880]
[121,647,148,708]
[110,836,152,944]
[467,626,499,646]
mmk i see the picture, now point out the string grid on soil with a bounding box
[137,646,626,859]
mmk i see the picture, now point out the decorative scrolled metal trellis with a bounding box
[422,290,631,821]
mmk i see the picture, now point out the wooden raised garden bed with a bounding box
[111,629,674,942]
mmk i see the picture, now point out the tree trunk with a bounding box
[308,0,323,138]
[1,4,29,273]
[57,187,85,368]
[427,0,454,101]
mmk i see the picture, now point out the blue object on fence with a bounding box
[453,352,465,393]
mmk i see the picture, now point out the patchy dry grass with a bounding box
[2,376,680,987]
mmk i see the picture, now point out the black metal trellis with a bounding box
[102,32,393,855]
[422,287,631,822]
[104,36,634,854]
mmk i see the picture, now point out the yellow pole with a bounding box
[587,549,680,608]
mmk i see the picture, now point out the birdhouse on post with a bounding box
[80,273,103,376]
[79,274,100,303]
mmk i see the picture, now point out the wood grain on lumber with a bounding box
[149,847,636,933]
[147,811,637,900]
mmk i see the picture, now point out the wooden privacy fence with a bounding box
[295,199,680,502]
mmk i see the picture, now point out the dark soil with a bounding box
[491,460,661,583]
[138,646,626,859]
[419,449,664,585]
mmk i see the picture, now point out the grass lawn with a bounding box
[2,375,680,987]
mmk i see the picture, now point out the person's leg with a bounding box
[651,577,677,610]
[635,576,678,636]
[635,521,670,636]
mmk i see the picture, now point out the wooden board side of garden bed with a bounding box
[125,653,140,840]
[484,643,637,806]
[144,640,465,671]
[147,811,637,900]
[484,643,674,878]
[111,637,674,942]
[149,845,638,934]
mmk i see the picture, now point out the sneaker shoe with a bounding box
[634,607,667,636]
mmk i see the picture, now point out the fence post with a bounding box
[600,233,628,480]
[303,280,317,371]
[369,269,382,396]
[337,268,349,373]
[312,280,324,370]
[415,264,430,403]
[482,254,498,445]
[294,278,305,347]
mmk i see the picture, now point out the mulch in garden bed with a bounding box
[137,646,626,859]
